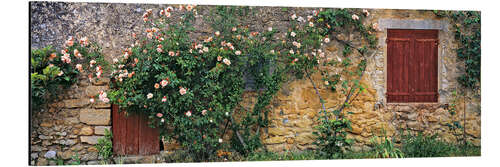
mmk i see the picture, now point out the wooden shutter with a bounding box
[387,29,438,103]
[112,104,160,155]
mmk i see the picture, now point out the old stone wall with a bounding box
[30,2,481,165]
[261,9,481,152]
[30,74,111,165]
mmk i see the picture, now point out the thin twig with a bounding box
[305,69,328,121]
[230,115,247,148]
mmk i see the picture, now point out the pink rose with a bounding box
[222,58,231,66]
[179,87,187,95]
[65,36,74,47]
[324,37,330,43]
[161,79,169,87]
[186,4,194,11]
[352,14,359,20]
[156,113,163,118]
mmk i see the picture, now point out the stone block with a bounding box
[36,158,48,166]
[40,122,53,127]
[58,150,74,160]
[396,105,413,113]
[349,124,363,135]
[92,78,110,86]
[64,98,90,109]
[268,127,293,136]
[80,109,110,125]
[85,86,108,97]
[81,152,98,161]
[80,136,104,145]
[64,117,80,125]
[264,136,285,144]
[94,126,111,135]
[80,126,94,135]
[94,101,111,109]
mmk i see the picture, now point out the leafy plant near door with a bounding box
[95,129,113,162]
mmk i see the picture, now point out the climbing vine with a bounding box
[285,8,378,158]
[434,10,480,149]
[434,10,481,89]
[106,6,381,160]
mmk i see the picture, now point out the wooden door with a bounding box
[112,104,160,155]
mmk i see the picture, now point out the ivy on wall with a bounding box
[434,10,481,89]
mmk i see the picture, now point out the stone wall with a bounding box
[30,2,481,165]
[260,9,481,152]
[30,74,111,165]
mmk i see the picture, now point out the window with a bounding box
[386,29,438,103]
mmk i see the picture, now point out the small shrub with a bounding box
[401,132,456,157]
[369,135,404,158]
[95,129,113,161]
[69,153,81,165]
[313,117,353,159]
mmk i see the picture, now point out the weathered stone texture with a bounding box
[80,136,104,145]
[79,109,110,125]
[94,126,111,135]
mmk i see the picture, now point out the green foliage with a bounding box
[204,6,291,155]
[313,117,353,158]
[69,153,81,165]
[31,38,107,112]
[401,132,455,157]
[400,131,480,157]
[446,90,466,144]
[245,150,319,161]
[295,8,376,159]
[95,129,113,161]
[435,11,480,89]
[108,6,298,160]
[369,135,404,158]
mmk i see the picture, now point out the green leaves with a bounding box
[95,129,113,161]
[438,11,481,89]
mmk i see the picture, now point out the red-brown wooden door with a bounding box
[387,29,438,103]
[112,104,160,155]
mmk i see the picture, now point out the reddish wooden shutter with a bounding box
[112,104,160,155]
[387,29,438,103]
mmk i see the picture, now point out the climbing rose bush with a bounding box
[107,5,279,160]
[31,36,108,112]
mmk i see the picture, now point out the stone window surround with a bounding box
[377,19,450,105]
